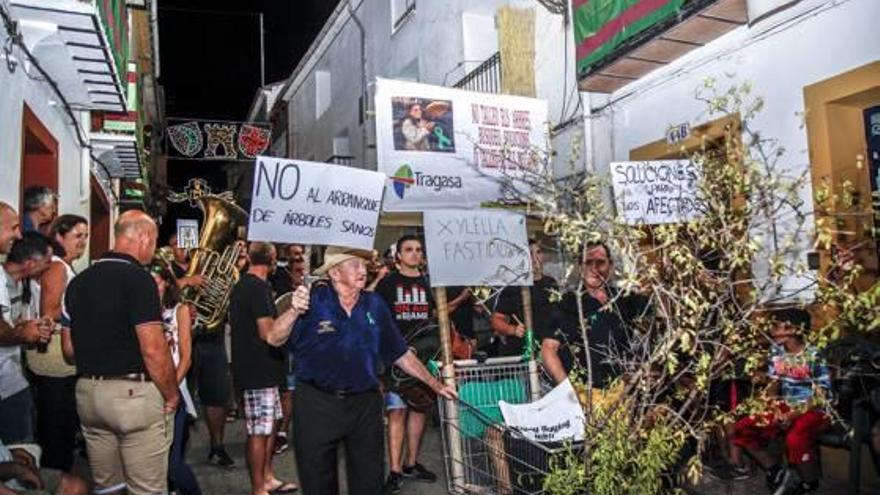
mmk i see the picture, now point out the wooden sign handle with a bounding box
[435,287,453,366]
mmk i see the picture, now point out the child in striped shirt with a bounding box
[733,308,831,495]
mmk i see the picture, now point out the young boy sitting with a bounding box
[732,307,831,495]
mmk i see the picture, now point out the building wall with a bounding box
[284,0,572,170]
[584,0,880,297]
[0,29,94,270]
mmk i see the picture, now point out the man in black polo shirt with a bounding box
[61,210,178,495]
[539,242,648,400]
[229,242,297,495]
[490,239,558,357]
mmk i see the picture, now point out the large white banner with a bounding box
[610,160,704,225]
[423,209,532,287]
[499,379,585,443]
[248,156,385,250]
[375,78,549,211]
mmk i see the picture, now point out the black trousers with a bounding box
[292,382,384,495]
[33,375,79,471]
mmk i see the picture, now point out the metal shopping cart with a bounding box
[438,356,579,495]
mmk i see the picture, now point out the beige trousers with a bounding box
[76,378,172,495]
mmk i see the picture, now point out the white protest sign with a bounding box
[248,156,386,250]
[176,219,199,248]
[610,160,704,225]
[375,78,549,211]
[423,209,532,287]
[499,379,585,443]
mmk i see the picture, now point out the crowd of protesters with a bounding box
[0,189,848,495]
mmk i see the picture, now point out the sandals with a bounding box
[267,480,299,494]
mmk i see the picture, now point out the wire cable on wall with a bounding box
[0,2,119,202]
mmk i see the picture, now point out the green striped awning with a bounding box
[574,0,686,76]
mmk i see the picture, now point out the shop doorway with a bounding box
[89,177,110,261]
[20,105,58,212]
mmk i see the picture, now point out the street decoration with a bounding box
[167,178,234,207]
[238,124,272,158]
[203,124,238,159]
[166,119,271,161]
[167,121,203,157]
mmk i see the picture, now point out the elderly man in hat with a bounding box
[275,246,455,495]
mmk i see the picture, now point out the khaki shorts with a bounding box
[76,378,172,495]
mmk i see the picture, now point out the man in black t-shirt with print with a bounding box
[229,242,297,495]
[374,235,437,491]
[490,239,558,357]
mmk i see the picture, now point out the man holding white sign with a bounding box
[284,247,456,495]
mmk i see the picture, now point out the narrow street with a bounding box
[1,1,878,495]
[182,415,864,494]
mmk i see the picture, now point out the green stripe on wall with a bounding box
[574,0,641,43]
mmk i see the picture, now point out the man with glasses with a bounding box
[539,242,649,400]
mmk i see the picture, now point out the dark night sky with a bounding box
[159,0,339,120]
[157,0,338,230]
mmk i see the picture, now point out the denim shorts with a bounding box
[384,391,407,411]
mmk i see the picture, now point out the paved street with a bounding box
[67,410,875,494]
[181,415,871,495]
[186,415,449,495]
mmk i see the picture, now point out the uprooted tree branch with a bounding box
[485,78,879,494]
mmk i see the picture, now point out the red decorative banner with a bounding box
[575,0,685,76]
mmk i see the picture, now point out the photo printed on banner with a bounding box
[391,96,456,153]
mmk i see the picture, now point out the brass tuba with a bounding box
[181,195,249,333]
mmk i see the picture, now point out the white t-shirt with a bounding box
[163,305,197,417]
[26,257,77,377]
[0,268,29,399]
[0,438,24,490]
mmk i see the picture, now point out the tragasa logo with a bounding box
[390,164,462,199]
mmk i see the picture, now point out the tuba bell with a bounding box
[181,195,249,333]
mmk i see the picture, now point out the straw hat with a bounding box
[313,246,374,275]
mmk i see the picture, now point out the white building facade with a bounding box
[578,0,879,297]
[278,0,878,293]
[0,0,160,266]
[278,0,575,170]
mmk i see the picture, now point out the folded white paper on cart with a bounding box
[499,379,585,443]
